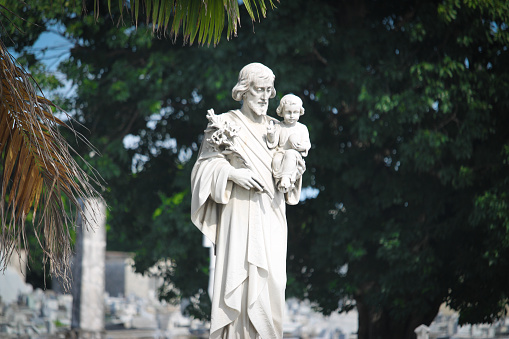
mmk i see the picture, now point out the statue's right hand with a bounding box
[228,168,264,192]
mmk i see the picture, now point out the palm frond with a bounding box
[107,0,277,46]
[0,39,104,286]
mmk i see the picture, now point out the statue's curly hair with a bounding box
[232,63,276,101]
[276,94,305,117]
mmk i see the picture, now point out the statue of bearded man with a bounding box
[191,63,302,339]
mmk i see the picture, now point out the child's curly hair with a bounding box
[276,94,305,117]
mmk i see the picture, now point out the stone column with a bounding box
[71,198,106,338]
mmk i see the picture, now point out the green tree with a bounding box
[6,0,509,338]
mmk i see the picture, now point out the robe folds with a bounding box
[191,110,299,339]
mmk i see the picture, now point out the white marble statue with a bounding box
[191,63,305,339]
[266,94,310,197]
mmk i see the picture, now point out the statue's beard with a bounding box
[247,99,268,116]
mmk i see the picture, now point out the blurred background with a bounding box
[1,0,509,338]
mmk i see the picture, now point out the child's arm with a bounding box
[294,124,311,156]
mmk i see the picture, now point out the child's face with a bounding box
[282,102,301,125]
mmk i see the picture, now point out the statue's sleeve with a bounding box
[190,132,234,245]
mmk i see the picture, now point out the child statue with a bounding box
[267,94,311,194]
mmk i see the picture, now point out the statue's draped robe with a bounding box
[191,110,300,338]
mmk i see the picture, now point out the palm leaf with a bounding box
[0,39,104,286]
[107,0,277,46]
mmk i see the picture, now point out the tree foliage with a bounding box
[5,0,509,338]
[1,0,276,47]
[105,0,276,46]
[0,38,102,283]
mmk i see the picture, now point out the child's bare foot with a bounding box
[279,177,291,193]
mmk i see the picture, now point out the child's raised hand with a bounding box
[267,120,276,135]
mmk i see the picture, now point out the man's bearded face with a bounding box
[244,78,274,116]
